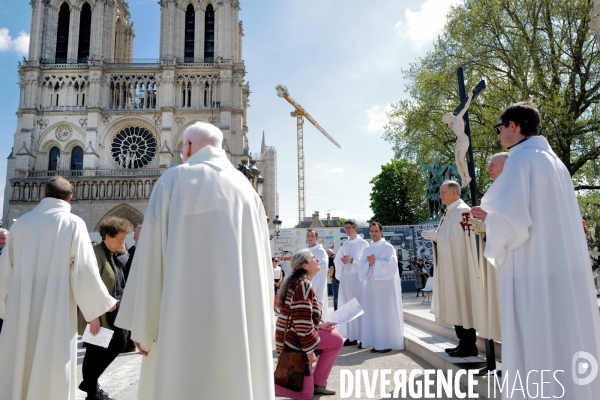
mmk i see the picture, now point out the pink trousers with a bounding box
[275,329,344,400]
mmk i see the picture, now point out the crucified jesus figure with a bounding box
[442,90,473,188]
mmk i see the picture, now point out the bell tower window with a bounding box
[184,5,195,62]
[204,4,214,62]
[55,3,70,63]
[77,3,92,63]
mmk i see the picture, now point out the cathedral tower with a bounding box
[3,0,251,230]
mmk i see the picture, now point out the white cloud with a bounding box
[0,28,29,56]
[366,104,393,133]
[328,167,343,174]
[403,0,461,45]
[0,28,11,51]
[13,32,30,57]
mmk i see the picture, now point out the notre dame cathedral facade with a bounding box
[2,0,276,231]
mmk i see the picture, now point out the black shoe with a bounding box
[79,382,110,398]
[371,348,392,353]
[357,342,363,349]
[86,395,115,400]
[448,347,478,357]
[343,339,358,347]
[445,345,460,353]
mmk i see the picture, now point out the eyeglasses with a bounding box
[179,141,192,159]
[494,121,511,134]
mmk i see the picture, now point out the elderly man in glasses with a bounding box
[471,102,600,399]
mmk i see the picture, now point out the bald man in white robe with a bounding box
[116,122,274,400]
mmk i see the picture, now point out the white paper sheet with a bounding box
[325,297,364,325]
[82,324,114,348]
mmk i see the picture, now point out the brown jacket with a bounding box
[77,243,120,334]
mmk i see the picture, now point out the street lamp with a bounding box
[270,215,282,240]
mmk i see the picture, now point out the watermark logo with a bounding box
[572,351,598,386]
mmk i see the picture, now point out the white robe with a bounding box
[357,238,405,350]
[309,243,329,321]
[115,146,275,400]
[430,199,480,328]
[334,236,368,341]
[481,136,600,399]
[0,198,116,400]
[472,221,502,341]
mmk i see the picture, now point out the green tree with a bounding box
[369,159,428,225]
[384,0,600,197]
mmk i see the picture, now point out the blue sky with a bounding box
[0,0,460,227]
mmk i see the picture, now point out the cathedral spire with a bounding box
[261,131,266,153]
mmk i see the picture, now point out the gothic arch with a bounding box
[94,204,144,232]
[50,0,95,7]
[41,139,63,152]
[64,138,86,152]
[39,121,85,146]
[199,0,218,11]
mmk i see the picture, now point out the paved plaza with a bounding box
[75,296,471,400]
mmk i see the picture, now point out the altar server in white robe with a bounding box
[307,229,329,321]
[357,222,404,352]
[115,122,274,400]
[469,152,507,342]
[0,176,117,400]
[471,102,600,400]
[334,219,368,345]
[421,180,480,358]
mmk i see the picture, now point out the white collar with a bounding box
[186,145,232,171]
[347,235,361,242]
[370,238,386,247]
[446,198,463,212]
[35,197,71,214]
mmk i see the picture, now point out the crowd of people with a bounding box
[0,100,599,400]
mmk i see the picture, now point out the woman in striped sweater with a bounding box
[275,249,344,399]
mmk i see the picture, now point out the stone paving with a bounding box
[73,296,471,399]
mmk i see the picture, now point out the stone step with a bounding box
[404,322,502,399]
[403,306,502,361]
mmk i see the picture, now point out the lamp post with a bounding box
[270,215,282,240]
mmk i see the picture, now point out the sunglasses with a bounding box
[493,121,510,134]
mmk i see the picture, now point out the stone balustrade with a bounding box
[10,168,166,202]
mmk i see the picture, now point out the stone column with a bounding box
[67,6,81,63]
[89,1,105,59]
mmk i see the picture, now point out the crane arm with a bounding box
[276,84,341,148]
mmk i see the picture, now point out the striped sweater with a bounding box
[275,279,322,354]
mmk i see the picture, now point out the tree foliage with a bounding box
[384,0,600,197]
[369,159,428,225]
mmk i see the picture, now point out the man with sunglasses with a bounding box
[471,102,600,399]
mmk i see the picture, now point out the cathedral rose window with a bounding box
[111,127,157,169]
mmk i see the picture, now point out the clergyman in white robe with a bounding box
[357,230,404,351]
[115,124,274,400]
[0,196,117,400]
[334,232,368,342]
[308,241,329,321]
[422,188,480,356]
[478,135,600,399]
